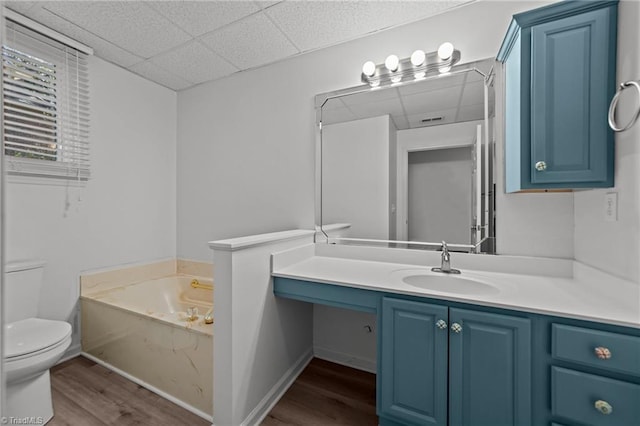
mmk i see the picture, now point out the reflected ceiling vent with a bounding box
[421,116,444,123]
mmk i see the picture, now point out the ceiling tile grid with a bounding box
[41,1,193,58]
[199,12,299,70]
[4,0,474,91]
[149,40,238,85]
[146,1,261,37]
[129,60,192,91]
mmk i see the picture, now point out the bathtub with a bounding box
[80,275,213,419]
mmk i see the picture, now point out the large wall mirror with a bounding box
[316,58,496,253]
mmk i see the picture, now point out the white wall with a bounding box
[574,0,640,284]
[322,115,390,239]
[211,231,314,425]
[176,1,562,376]
[408,147,473,244]
[396,120,482,241]
[176,1,556,262]
[5,56,177,351]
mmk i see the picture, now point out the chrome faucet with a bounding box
[431,241,461,274]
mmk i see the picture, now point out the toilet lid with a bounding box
[4,318,72,359]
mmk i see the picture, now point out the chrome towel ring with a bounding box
[608,80,640,132]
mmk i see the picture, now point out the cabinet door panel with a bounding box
[449,308,531,426]
[380,297,448,426]
[530,8,613,185]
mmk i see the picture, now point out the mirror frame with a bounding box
[314,59,496,253]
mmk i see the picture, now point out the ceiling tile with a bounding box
[19,6,143,67]
[4,1,37,14]
[254,1,282,10]
[148,1,260,37]
[456,104,485,122]
[129,61,191,91]
[402,86,462,114]
[340,87,399,107]
[200,13,298,70]
[391,114,410,130]
[349,96,404,119]
[398,74,466,96]
[41,1,192,58]
[460,80,485,106]
[150,41,238,85]
[322,107,358,126]
[266,1,468,52]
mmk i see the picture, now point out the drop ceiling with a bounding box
[4,1,473,91]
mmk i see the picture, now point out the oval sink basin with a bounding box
[402,274,499,295]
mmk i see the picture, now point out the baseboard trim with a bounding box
[239,349,313,426]
[80,352,212,423]
[314,346,377,373]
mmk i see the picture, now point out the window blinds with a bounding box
[3,18,90,179]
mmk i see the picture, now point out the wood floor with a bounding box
[49,356,376,426]
[262,358,378,426]
[49,356,209,426]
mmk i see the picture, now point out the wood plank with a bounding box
[50,356,375,426]
[262,358,377,426]
[48,356,209,426]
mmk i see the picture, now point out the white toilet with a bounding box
[4,260,72,423]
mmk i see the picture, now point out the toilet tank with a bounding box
[4,260,46,323]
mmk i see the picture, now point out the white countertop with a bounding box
[272,244,640,329]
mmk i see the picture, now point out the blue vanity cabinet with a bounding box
[549,323,640,426]
[497,1,617,192]
[379,297,448,426]
[378,298,532,426]
[448,308,532,426]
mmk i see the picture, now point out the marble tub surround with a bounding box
[80,258,213,297]
[79,260,214,419]
[271,244,640,328]
[82,276,213,336]
[82,299,213,418]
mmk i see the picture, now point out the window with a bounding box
[2,16,90,179]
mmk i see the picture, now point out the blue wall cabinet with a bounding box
[379,299,531,426]
[448,308,532,426]
[497,1,617,192]
[379,297,448,426]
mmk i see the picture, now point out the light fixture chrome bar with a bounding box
[361,49,461,87]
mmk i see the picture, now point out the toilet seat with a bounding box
[5,318,72,361]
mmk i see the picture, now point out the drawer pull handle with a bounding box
[436,319,448,330]
[594,346,612,360]
[451,323,462,333]
[595,400,613,415]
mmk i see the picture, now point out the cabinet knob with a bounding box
[535,161,547,171]
[436,319,448,330]
[594,347,612,360]
[594,400,613,415]
[451,323,462,333]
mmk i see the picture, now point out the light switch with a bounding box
[604,192,617,222]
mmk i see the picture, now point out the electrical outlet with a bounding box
[604,192,617,222]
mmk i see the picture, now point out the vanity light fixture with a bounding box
[361,42,460,88]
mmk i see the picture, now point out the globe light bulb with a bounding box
[437,42,454,60]
[410,50,426,67]
[391,75,402,84]
[414,71,426,80]
[362,61,376,77]
[385,54,399,72]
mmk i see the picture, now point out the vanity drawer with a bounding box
[551,367,640,426]
[552,324,640,376]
